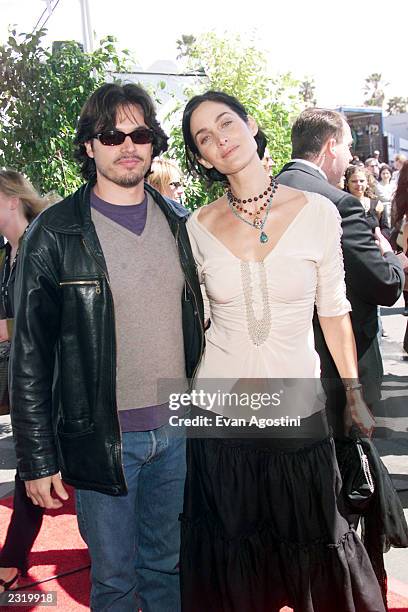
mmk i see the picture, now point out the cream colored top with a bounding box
[187,192,351,395]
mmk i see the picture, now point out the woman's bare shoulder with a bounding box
[273,183,308,206]
[195,195,226,227]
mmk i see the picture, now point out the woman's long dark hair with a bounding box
[393,160,408,225]
[182,91,267,184]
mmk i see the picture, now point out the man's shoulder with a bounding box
[24,184,89,246]
[144,183,189,220]
[162,195,190,219]
[304,179,352,209]
[36,194,74,223]
[33,184,89,230]
[279,163,352,210]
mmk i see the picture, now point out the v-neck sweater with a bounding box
[91,193,187,430]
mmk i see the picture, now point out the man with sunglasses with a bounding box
[10,83,204,611]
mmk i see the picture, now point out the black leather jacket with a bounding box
[10,182,204,495]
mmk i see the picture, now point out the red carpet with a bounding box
[1,489,407,610]
[0,487,90,610]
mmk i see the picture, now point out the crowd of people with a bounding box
[340,152,408,323]
[346,151,406,236]
[0,82,408,612]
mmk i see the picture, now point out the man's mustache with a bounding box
[115,155,144,162]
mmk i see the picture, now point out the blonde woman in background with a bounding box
[0,169,55,592]
[147,157,185,203]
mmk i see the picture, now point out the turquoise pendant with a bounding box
[260,231,268,244]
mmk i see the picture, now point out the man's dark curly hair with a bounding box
[74,82,168,181]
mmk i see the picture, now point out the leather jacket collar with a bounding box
[43,181,188,235]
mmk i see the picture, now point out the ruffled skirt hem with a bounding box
[180,437,386,612]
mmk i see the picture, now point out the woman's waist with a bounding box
[204,327,317,359]
[207,316,315,342]
[188,381,328,437]
[192,374,325,410]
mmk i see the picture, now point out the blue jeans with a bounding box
[75,423,186,612]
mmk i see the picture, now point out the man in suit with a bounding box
[277,108,404,432]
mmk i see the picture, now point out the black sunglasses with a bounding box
[93,127,154,146]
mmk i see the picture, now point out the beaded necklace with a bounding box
[227,175,275,209]
[226,177,279,244]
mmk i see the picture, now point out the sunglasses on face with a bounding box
[93,127,154,146]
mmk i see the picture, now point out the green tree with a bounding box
[363,72,388,107]
[0,29,132,196]
[386,96,408,115]
[166,32,301,208]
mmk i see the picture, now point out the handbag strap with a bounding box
[356,441,375,493]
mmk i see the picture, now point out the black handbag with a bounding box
[335,438,375,512]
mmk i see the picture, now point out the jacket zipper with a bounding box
[81,238,126,492]
[59,279,101,294]
[175,224,205,385]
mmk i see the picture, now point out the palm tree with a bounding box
[299,77,317,107]
[363,73,388,107]
[176,35,196,60]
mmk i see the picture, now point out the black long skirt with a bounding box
[180,433,386,612]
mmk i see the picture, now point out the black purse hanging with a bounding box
[0,339,10,415]
[0,244,14,416]
[335,437,375,512]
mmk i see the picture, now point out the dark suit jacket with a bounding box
[277,161,404,422]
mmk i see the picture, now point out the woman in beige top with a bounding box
[179,91,384,612]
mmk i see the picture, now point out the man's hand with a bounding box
[0,319,9,342]
[374,227,393,255]
[375,201,384,216]
[25,474,69,509]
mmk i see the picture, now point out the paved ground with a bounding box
[0,296,407,583]
[0,414,15,500]
[374,295,408,584]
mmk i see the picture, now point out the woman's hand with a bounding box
[344,389,376,438]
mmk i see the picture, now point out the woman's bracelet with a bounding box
[344,381,363,393]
